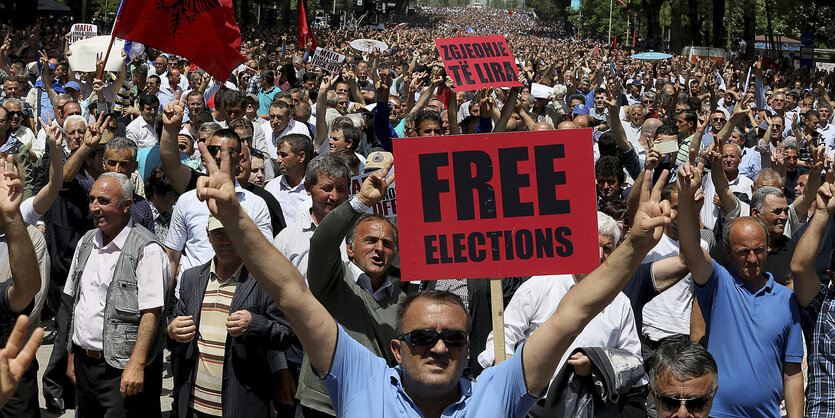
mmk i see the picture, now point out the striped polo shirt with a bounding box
[190,261,242,416]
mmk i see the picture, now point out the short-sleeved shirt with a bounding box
[801,283,835,417]
[321,325,540,417]
[695,260,803,417]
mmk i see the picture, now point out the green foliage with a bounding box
[566,0,629,40]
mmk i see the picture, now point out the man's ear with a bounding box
[346,242,354,260]
[391,338,403,365]
[121,198,133,214]
[298,151,306,165]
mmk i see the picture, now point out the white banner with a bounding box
[311,47,345,73]
[68,36,125,73]
[816,62,835,72]
[68,23,98,45]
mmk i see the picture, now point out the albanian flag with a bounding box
[113,0,245,81]
[298,0,317,50]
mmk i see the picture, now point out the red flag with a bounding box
[113,0,244,81]
[298,0,317,50]
[613,36,617,50]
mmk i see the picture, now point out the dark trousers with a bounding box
[74,352,163,418]
[41,293,74,408]
[0,358,39,418]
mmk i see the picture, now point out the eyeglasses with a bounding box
[643,100,655,104]
[398,329,468,348]
[206,145,239,155]
[712,118,726,122]
[653,386,715,413]
[7,111,22,118]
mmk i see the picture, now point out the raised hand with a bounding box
[0,316,43,409]
[195,141,239,219]
[0,156,22,216]
[162,90,183,129]
[83,111,111,148]
[356,158,394,207]
[631,169,673,251]
[676,163,702,199]
[38,113,62,149]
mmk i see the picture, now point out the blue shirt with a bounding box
[695,260,803,418]
[322,326,539,417]
[801,283,835,417]
[258,86,279,116]
[137,145,192,182]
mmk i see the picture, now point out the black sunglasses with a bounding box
[206,144,238,155]
[7,111,22,117]
[653,387,714,413]
[398,329,468,348]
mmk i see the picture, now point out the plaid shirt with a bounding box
[802,283,835,417]
[246,72,260,95]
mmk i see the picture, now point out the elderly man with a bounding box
[64,173,170,417]
[647,339,718,418]
[191,139,676,417]
[677,162,803,417]
[3,99,37,163]
[167,215,294,417]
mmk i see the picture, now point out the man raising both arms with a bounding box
[193,139,674,417]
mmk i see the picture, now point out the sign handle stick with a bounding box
[490,278,506,365]
[96,0,125,81]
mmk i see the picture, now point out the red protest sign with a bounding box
[393,129,599,281]
[435,35,523,92]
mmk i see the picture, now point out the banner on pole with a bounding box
[393,129,599,281]
[435,35,523,92]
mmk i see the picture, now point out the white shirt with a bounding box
[699,170,754,231]
[64,222,170,351]
[477,275,642,395]
[125,116,159,149]
[273,206,348,285]
[262,119,311,160]
[12,125,40,162]
[165,183,272,294]
[264,175,310,223]
[640,235,707,340]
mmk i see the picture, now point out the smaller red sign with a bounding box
[435,35,523,92]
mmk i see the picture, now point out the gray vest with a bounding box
[67,225,166,369]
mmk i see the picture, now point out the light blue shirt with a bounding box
[695,260,803,418]
[322,325,539,417]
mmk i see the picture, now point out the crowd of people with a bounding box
[0,5,831,418]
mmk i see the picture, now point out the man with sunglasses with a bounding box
[677,163,804,418]
[647,339,717,418]
[193,142,676,417]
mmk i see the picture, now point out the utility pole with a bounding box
[726,1,732,53]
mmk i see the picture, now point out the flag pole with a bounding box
[97,0,126,80]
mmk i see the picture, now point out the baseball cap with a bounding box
[364,151,394,173]
[572,104,589,115]
[64,81,81,91]
[208,215,224,231]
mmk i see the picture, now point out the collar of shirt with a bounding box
[729,266,775,296]
[278,175,305,193]
[299,207,317,232]
[390,365,473,411]
[209,259,244,284]
[93,218,135,252]
[347,261,394,301]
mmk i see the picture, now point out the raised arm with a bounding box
[446,77,460,136]
[193,141,389,376]
[492,86,520,133]
[791,182,835,307]
[32,115,64,215]
[159,90,192,194]
[0,157,41,313]
[521,170,673,395]
[676,163,714,285]
[650,253,691,292]
[708,143,739,216]
[792,146,825,219]
[314,76,334,154]
[63,112,110,181]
